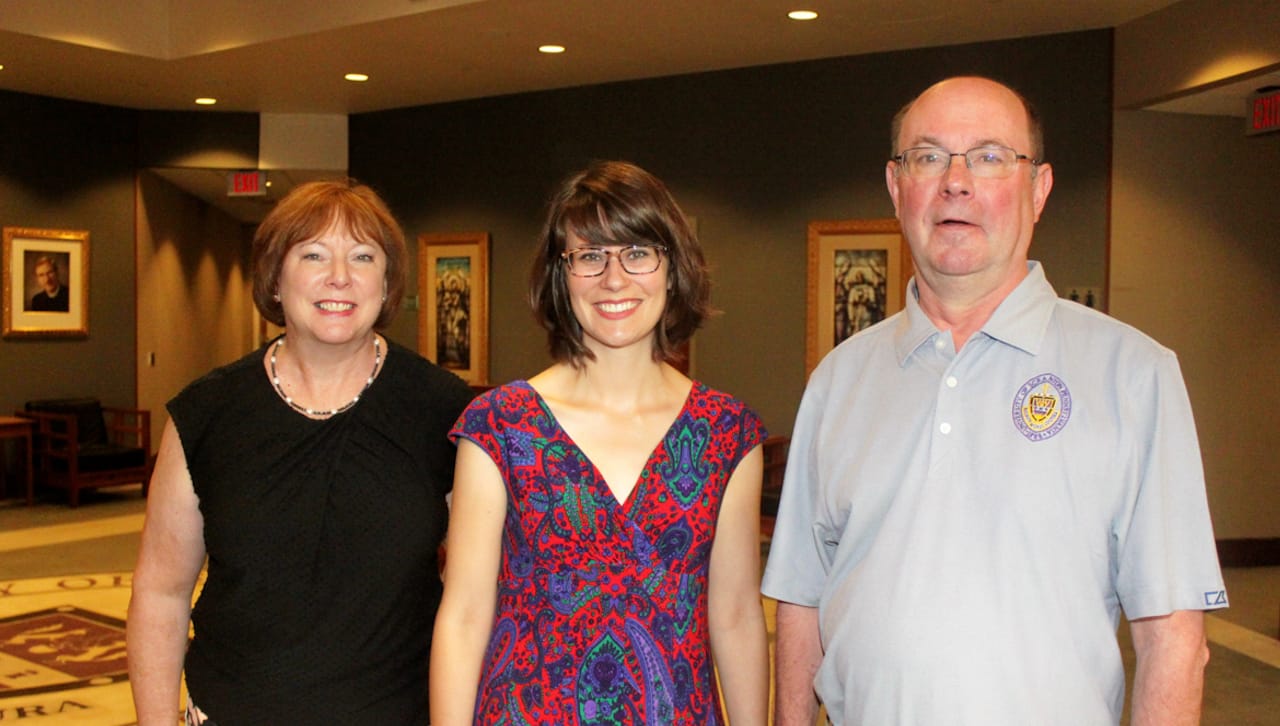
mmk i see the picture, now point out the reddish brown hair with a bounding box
[252,179,407,329]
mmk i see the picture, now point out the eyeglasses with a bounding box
[892,145,1038,179]
[561,245,667,277]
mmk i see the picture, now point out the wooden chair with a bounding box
[17,397,152,507]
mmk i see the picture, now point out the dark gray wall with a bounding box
[0,91,138,415]
[137,111,258,169]
[351,30,1114,435]
[0,30,1113,440]
[0,93,259,419]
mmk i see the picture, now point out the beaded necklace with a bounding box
[269,335,381,418]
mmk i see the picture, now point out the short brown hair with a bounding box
[252,179,407,329]
[529,161,711,368]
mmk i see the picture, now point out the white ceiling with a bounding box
[4,0,1273,222]
[1,0,1193,115]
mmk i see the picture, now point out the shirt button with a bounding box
[934,338,947,350]
[946,376,958,388]
[940,422,952,435]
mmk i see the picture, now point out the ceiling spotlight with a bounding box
[194,97,217,106]
[788,10,818,20]
[344,73,369,82]
[538,45,566,54]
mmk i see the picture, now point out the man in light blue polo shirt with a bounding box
[763,76,1226,726]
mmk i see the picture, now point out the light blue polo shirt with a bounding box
[762,262,1226,726]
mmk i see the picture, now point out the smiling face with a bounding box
[886,77,1052,301]
[277,219,387,347]
[564,231,668,357]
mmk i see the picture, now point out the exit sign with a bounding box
[1246,88,1280,136]
[227,170,267,196]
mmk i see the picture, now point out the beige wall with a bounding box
[135,171,257,445]
[1110,110,1280,539]
[1115,0,1280,108]
[1112,0,1280,540]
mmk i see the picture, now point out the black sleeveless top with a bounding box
[168,339,474,724]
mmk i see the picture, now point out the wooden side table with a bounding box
[0,416,35,505]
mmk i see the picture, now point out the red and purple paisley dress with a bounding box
[450,380,765,724]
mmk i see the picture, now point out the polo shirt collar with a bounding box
[894,261,1057,364]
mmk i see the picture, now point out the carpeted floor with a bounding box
[0,486,1277,724]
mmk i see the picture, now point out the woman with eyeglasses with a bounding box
[431,161,768,725]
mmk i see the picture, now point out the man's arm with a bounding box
[1129,609,1210,726]
[774,601,823,726]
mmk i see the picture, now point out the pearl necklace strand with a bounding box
[269,335,381,418]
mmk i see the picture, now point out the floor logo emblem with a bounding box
[0,607,129,698]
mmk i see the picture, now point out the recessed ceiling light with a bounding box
[788,10,819,21]
[538,45,566,54]
[194,97,217,106]
[344,73,369,82]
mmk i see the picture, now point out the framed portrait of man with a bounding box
[3,227,90,338]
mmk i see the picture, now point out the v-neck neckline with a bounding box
[520,379,698,511]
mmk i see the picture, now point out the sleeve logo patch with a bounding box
[1203,590,1228,607]
[1012,373,1072,442]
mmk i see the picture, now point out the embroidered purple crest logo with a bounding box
[1012,373,1072,442]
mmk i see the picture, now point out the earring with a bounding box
[273,293,281,302]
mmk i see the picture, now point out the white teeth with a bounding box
[597,301,637,313]
[317,301,354,311]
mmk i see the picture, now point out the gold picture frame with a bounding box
[418,232,489,385]
[3,227,90,339]
[805,219,911,375]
